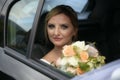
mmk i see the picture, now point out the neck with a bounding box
[53,46,62,52]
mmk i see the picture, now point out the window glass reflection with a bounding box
[7,0,39,54]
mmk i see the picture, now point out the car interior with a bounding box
[31,0,120,63]
[0,71,15,80]
[105,0,120,62]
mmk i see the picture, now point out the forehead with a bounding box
[48,13,71,23]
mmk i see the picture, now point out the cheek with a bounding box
[47,30,52,41]
[47,29,52,37]
[63,30,74,38]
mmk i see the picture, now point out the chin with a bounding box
[53,43,65,47]
[52,41,68,47]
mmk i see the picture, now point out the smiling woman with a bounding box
[30,1,107,77]
[36,5,105,77]
[31,0,93,60]
[41,5,79,65]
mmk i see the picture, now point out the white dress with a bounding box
[40,59,50,64]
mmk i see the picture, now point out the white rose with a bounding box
[60,57,69,66]
[72,41,89,50]
[68,56,79,67]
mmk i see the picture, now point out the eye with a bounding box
[47,24,55,29]
[61,24,68,30]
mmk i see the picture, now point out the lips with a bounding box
[53,37,62,41]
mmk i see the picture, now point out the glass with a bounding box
[7,0,39,55]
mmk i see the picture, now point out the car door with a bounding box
[0,0,7,13]
[0,0,98,80]
[0,0,74,79]
[0,0,60,80]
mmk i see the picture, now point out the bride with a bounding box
[41,5,79,65]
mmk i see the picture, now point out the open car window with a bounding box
[32,0,91,59]
[42,0,90,20]
[31,0,95,78]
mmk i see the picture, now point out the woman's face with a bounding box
[47,13,76,47]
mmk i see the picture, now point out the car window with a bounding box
[31,0,91,59]
[42,0,89,20]
[7,0,39,55]
[31,0,93,78]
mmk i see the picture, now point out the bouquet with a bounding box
[55,41,105,76]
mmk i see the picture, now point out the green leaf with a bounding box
[78,62,90,72]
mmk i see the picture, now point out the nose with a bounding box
[54,27,60,36]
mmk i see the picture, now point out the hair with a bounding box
[44,5,79,44]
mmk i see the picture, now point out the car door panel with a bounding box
[0,48,52,80]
